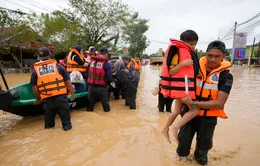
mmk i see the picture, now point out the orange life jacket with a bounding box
[160,39,196,99]
[34,60,67,99]
[85,51,99,57]
[128,58,141,72]
[196,56,231,118]
[67,48,86,72]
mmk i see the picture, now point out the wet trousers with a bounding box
[177,115,217,165]
[158,93,174,112]
[43,99,72,131]
[87,85,110,112]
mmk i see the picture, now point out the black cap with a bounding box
[37,47,50,60]
[122,55,130,61]
[100,48,109,54]
[72,45,81,52]
[206,41,226,53]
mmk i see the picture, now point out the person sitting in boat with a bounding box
[161,30,200,144]
[66,45,88,92]
[86,48,113,112]
[30,47,75,131]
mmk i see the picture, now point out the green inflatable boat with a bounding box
[3,83,88,116]
[0,67,88,116]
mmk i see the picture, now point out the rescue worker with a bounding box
[66,45,88,92]
[114,61,137,109]
[59,54,68,69]
[132,55,141,72]
[30,47,75,131]
[66,45,88,78]
[85,46,99,57]
[108,59,120,100]
[86,48,113,112]
[165,41,233,165]
[122,55,140,86]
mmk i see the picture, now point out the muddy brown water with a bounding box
[0,65,260,166]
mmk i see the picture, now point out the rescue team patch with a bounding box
[90,62,103,68]
[210,73,219,83]
[37,64,55,76]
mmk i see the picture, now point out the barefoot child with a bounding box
[160,30,200,143]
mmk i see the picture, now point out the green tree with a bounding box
[197,49,205,59]
[122,12,149,56]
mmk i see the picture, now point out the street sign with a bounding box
[234,33,247,48]
[233,48,246,60]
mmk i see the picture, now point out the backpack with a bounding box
[128,68,140,83]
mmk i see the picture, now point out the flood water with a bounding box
[0,65,260,166]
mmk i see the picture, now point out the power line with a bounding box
[237,19,260,32]
[16,0,51,12]
[5,0,38,13]
[220,25,235,40]
[0,6,30,15]
[149,39,168,44]
[238,12,260,26]
[26,0,55,11]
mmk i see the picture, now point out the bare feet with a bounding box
[169,125,179,144]
[161,127,171,143]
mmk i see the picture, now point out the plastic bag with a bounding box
[70,71,85,84]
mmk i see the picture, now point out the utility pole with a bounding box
[248,37,256,67]
[231,22,237,64]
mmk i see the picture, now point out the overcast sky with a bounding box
[2,0,260,54]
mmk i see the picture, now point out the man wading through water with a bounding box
[30,47,75,131]
[165,41,233,165]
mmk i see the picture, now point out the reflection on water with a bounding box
[0,66,260,166]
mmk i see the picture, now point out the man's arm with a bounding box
[182,72,233,110]
[72,54,88,67]
[65,81,75,100]
[30,69,41,104]
[196,91,229,110]
[58,64,75,100]
[104,62,113,84]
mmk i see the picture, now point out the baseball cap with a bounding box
[206,41,226,53]
[100,48,109,54]
[37,47,50,60]
[89,46,96,52]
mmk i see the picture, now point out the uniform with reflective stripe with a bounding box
[161,38,196,99]
[67,48,86,72]
[196,56,231,118]
[34,60,67,99]
[87,56,107,86]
